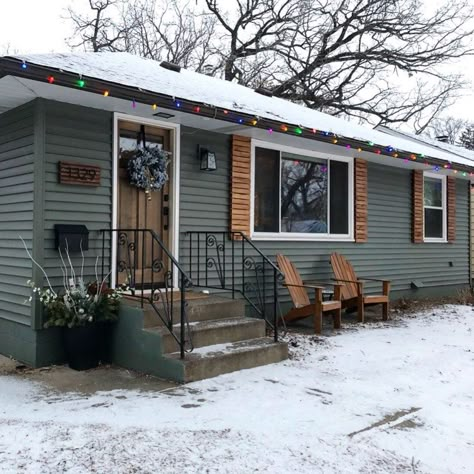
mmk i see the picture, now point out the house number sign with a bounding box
[59,161,101,186]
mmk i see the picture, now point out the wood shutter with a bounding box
[230,135,251,237]
[447,176,456,243]
[354,158,368,242]
[413,170,424,243]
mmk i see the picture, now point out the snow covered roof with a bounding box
[377,126,474,164]
[2,52,474,170]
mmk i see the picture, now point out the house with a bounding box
[0,52,472,381]
[377,125,474,283]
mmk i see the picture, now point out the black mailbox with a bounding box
[55,224,89,253]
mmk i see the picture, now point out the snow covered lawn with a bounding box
[1,305,473,473]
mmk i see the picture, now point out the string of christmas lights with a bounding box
[17,60,473,178]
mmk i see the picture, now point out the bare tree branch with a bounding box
[65,0,474,128]
[424,116,470,144]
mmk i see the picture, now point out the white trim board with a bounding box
[111,112,181,288]
[423,171,447,243]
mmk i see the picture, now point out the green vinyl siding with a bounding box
[178,127,470,300]
[178,128,232,290]
[19,99,113,365]
[471,188,474,281]
[42,100,113,289]
[0,102,35,325]
[179,128,231,231]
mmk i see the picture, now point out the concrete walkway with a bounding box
[0,354,176,395]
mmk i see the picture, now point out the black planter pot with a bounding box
[63,325,101,371]
[97,321,115,364]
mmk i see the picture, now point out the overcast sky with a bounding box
[1,0,473,124]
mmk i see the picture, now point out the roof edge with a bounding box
[1,56,473,175]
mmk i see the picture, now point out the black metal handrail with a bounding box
[101,228,193,358]
[184,231,283,341]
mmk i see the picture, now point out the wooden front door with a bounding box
[117,120,171,287]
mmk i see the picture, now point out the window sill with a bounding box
[251,233,355,242]
[423,238,447,243]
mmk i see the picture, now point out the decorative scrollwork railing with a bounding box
[184,231,284,342]
[101,228,193,358]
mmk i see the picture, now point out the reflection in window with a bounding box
[253,146,350,236]
[424,178,442,207]
[254,147,280,232]
[119,124,164,164]
[281,156,328,233]
[329,160,349,234]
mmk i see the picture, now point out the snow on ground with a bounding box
[1,305,473,473]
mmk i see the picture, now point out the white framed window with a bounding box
[423,172,447,242]
[251,140,353,241]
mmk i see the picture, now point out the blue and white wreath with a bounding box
[127,146,170,198]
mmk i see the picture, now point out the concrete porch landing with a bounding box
[112,295,288,383]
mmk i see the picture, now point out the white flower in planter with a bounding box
[20,235,123,329]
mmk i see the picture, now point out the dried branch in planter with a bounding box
[21,236,121,328]
[66,0,474,128]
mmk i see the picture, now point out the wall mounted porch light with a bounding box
[198,145,217,171]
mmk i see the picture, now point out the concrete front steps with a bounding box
[167,337,288,382]
[117,294,288,383]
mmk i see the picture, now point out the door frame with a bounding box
[112,112,181,288]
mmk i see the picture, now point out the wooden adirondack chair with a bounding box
[276,254,343,334]
[330,252,390,323]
